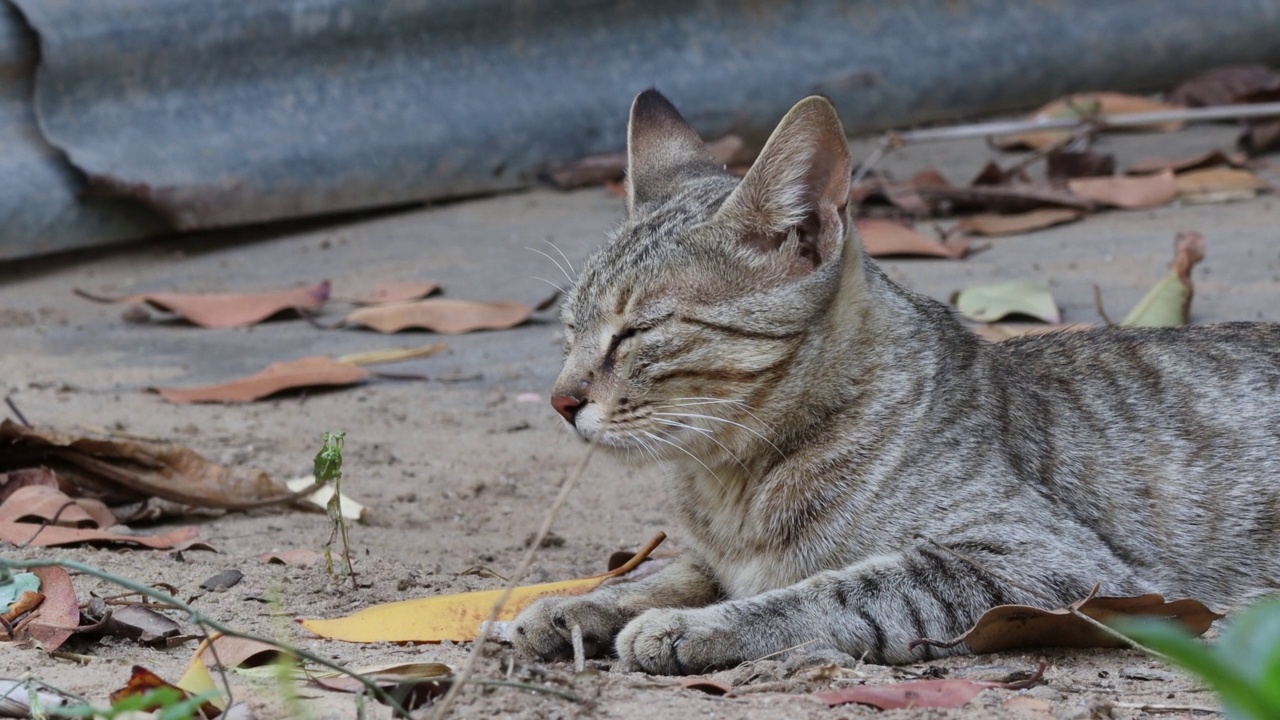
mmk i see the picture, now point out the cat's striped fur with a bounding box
[512,90,1280,674]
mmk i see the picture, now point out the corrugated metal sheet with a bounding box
[4,0,1280,258]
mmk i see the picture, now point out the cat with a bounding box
[511,89,1280,675]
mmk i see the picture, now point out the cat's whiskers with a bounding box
[530,276,567,294]
[526,246,575,285]
[652,417,759,481]
[654,409,785,459]
[665,397,780,438]
[640,429,730,493]
[542,239,578,279]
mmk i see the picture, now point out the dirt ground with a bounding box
[1,122,1277,719]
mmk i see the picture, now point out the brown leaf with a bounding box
[155,356,371,404]
[98,604,183,647]
[309,662,452,711]
[856,220,969,259]
[909,589,1222,656]
[0,485,114,528]
[0,467,59,503]
[1241,119,1280,156]
[852,169,953,215]
[260,549,323,565]
[346,299,533,334]
[0,420,291,510]
[1167,64,1280,107]
[816,663,1045,709]
[198,634,287,668]
[996,93,1184,150]
[0,522,200,549]
[969,161,1028,187]
[110,666,222,719]
[682,679,732,696]
[1126,149,1247,175]
[1175,167,1270,202]
[23,567,80,652]
[1,590,44,625]
[921,183,1094,214]
[351,281,441,306]
[1067,170,1178,209]
[954,209,1085,237]
[1046,150,1115,181]
[75,281,330,329]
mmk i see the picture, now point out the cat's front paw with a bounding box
[512,595,629,662]
[616,607,740,675]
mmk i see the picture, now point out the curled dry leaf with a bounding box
[111,665,224,718]
[0,467,59,503]
[1126,149,1247,175]
[75,281,330,329]
[310,662,452,712]
[954,208,1085,237]
[996,93,1184,150]
[0,522,200,549]
[817,662,1045,709]
[855,219,969,259]
[23,567,79,653]
[196,633,287,669]
[155,356,372,404]
[1120,231,1206,327]
[909,589,1222,655]
[351,281,441,306]
[346,298,533,334]
[1,572,40,615]
[1174,167,1269,203]
[300,532,665,642]
[0,484,115,528]
[0,419,291,510]
[1067,170,1179,209]
[952,281,1061,324]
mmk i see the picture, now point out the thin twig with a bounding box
[0,557,413,718]
[1111,701,1221,714]
[4,396,31,427]
[892,102,1280,144]
[999,123,1097,177]
[570,623,586,674]
[850,136,896,188]
[1093,284,1116,326]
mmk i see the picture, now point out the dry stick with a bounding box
[891,102,1280,144]
[1093,284,1116,326]
[4,396,31,427]
[915,536,1176,664]
[1111,701,1221,714]
[571,623,586,674]
[0,557,413,719]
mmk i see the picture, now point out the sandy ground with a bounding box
[1,122,1277,719]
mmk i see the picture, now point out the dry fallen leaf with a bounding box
[0,522,200,549]
[286,475,366,521]
[996,93,1184,150]
[855,219,969,259]
[0,420,291,510]
[1067,170,1179,209]
[954,209,1085,237]
[1167,64,1280,107]
[1046,149,1116,181]
[351,281,441,306]
[952,281,1061,324]
[309,662,453,712]
[155,356,372,404]
[259,549,323,566]
[197,633,288,669]
[1126,149,1247,175]
[816,663,1045,709]
[1120,231,1206,327]
[1174,167,1269,203]
[93,605,183,647]
[22,567,80,653]
[346,298,533,334]
[910,589,1221,655]
[0,485,115,528]
[0,467,59,503]
[111,665,224,718]
[75,281,330,329]
[300,532,665,642]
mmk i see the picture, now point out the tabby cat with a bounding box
[512,90,1280,674]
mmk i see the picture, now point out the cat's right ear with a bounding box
[626,89,722,214]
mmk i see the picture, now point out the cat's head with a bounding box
[551,90,853,464]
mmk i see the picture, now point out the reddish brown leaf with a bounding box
[1167,64,1280,107]
[1175,167,1270,202]
[909,589,1222,656]
[155,356,371,404]
[0,522,199,549]
[110,666,222,719]
[996,93,1184,150]
[1046,150,1116,181]
[954,209,1085,237]
[199,634,287,668]
[1126,149,1247,175]
[0,485,114,528]
[817,663,1044,709]
[852,169,952,214]
[682,679,732,696]
[0,467,59,503]
[1067,170,1178,209]
[75,281,330,329]
[351,281,441,306]
[260,549,323,565]
[921,183,1094,214]
[1241,119,1280,156]
[0,420,291,510]
[856,219,969,259]
[346,299,533,334]
[23,567,80,652]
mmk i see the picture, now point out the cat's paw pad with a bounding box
[616,608,736,675]
[511,595,626,661]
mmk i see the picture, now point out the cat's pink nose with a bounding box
[551,394,584,425]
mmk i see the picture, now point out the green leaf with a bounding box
[952,280,1061,324]
[1119,275,1190,327]
[313,431,345,484]
[0,572,40,613]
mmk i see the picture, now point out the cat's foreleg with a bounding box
[513,553,720,662]
[616,545,1109,674]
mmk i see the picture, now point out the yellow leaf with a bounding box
[176,647,226,710]
[300,532,665,643]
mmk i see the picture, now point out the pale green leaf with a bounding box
[952,280,1061,324]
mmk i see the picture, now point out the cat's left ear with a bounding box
[715,96,851,274]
